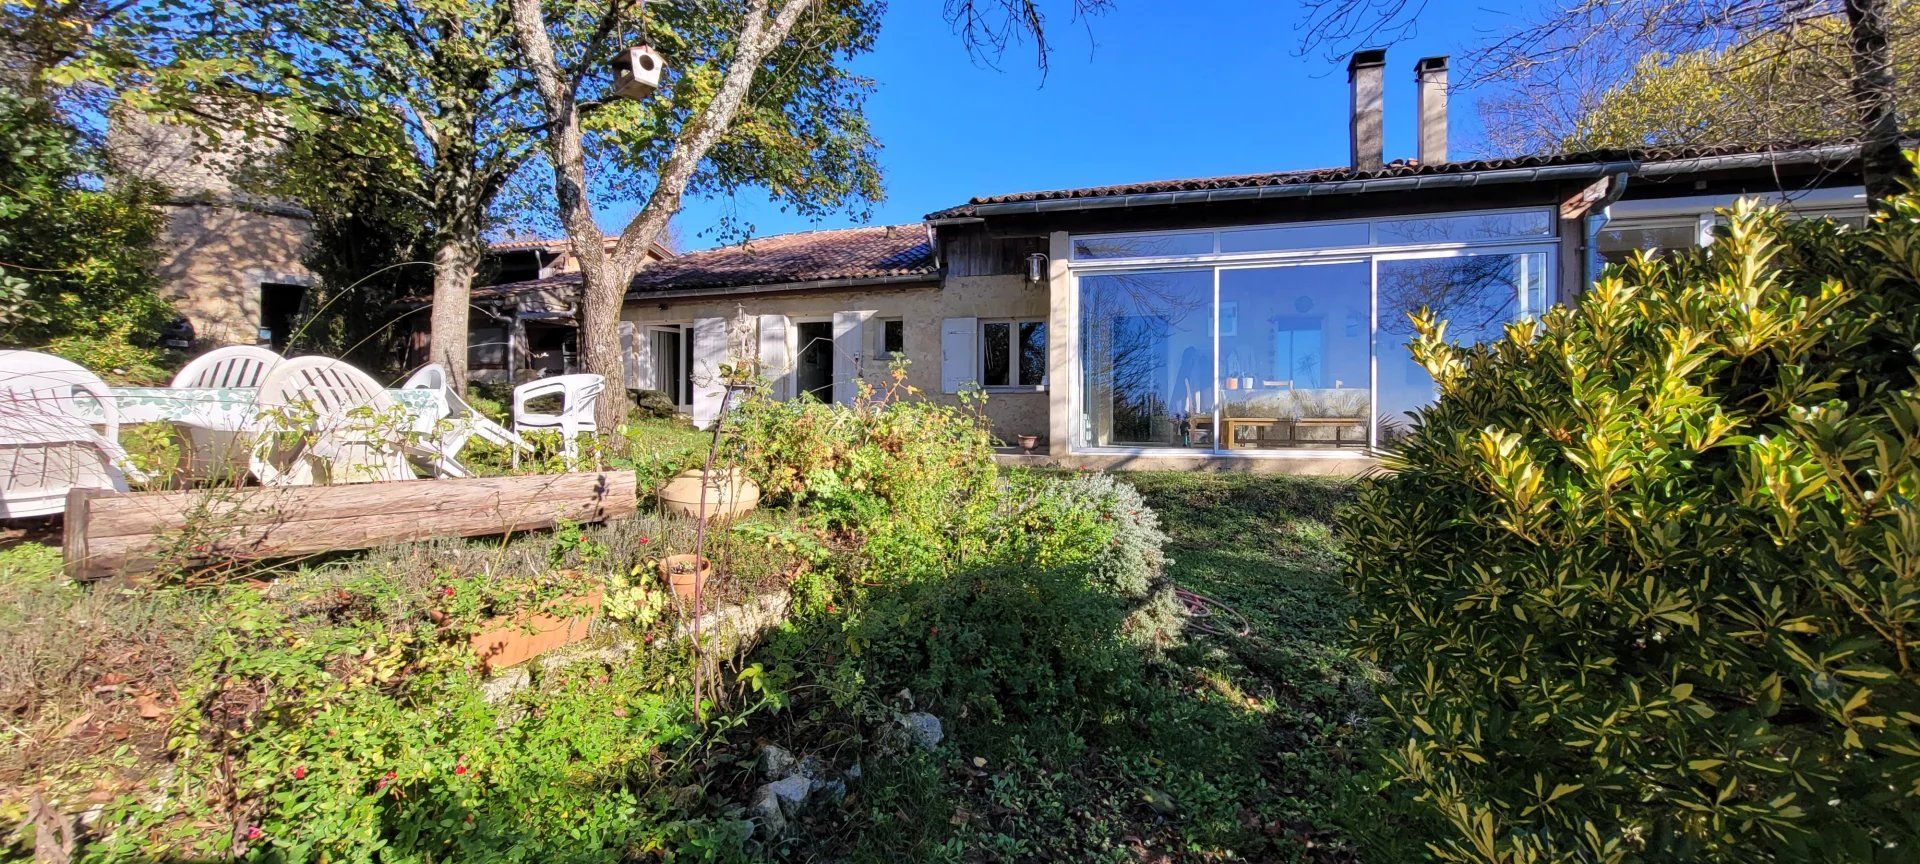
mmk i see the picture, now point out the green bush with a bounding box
[728,374,999,577]
[0,90,170,346]
[1345,196,1920,862]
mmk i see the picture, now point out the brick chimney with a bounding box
[1347,49,1386,171]
[1415,56,1449,164]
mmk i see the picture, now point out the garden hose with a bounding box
[1174,587,1252,638]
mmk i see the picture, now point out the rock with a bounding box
[748,785,787,837]
[844,762,862,782]
[478,666,530,703]
[758,744,798,780]
[764,774,812,817]
[897,712,944,750]
[796,754,829,783]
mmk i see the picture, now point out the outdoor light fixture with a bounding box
[1025,252,1048,286]
[610,44,665,101]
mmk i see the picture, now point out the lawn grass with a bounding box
[781,470,1381,863]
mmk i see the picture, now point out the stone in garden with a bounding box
[757,744,797,780]
[796,754,829,783]
[748,784,787,836]
[897,712,944,750]
[765,774,812,817]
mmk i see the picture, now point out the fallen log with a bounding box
[63,471,636,580]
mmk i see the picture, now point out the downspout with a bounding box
[1581,172,1632,293]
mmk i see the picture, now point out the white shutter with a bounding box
[757,314,793,401]
[690,316,727,429]
[940,317,978,394]
[831,310,874,406]
[618,321,651,390]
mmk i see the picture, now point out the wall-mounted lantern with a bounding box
[1025,252,1049,286]
[610,45,665,101]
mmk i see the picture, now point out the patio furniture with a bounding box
[171,345,282,388]
[512,373,604,464]
[169,346,283,481]
[0,350,139,517]
[401,364,532,477]
[251,357,418,486]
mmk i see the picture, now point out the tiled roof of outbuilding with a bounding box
[482,224,935,298]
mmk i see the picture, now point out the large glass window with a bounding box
[1218,262,1371,450]
[1079,270,1213,448]
[1376,251,1548,443]
[1071,208,1555,454]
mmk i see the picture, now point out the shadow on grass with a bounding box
[730,474,1379,863]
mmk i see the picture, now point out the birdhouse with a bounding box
[610,45,665,101]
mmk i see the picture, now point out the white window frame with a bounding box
[979,317,1047,392]
[875,316,905,361]
[1063,205,1560,459]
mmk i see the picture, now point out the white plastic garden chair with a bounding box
[511,373,604,464]
[250,357,418,486]
[400,364,531,477]
[170,345,282,389]
[0,350,140,517]
[169,345,282,481]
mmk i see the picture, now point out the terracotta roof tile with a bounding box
[482,224,935,298]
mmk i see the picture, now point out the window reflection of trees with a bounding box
[1378,255,1523,341]
[1081,271,1210,445]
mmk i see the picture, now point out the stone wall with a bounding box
[150,203,315,347]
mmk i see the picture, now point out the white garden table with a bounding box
[81,387,449,483]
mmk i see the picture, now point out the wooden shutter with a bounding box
[831,310,874,406]
[757,314,793,401]
[690,316,727,429]
[940,317,978,394]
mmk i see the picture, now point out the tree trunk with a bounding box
[428,236,479,392]
[1843,0,1913,203]
[509,0,816,434]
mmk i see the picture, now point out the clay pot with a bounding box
[1016,434,1039,454]
[660,554,712,601]
[468,591,603,673]
[657,468,761,522]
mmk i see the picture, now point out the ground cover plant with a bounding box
[1346,191,1920,862]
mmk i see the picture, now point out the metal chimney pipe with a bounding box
[1415,56,1449,165]
[1348,49,1387,171]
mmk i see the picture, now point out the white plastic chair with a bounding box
[512,373,604,464]
[171,345,282,388]
[400,364,531,477]
[169,346,282,482]
[0,351,134,517]
[250,357,417,486]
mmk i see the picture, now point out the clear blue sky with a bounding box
[623,1,1517,251]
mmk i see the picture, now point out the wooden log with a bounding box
[64,472,637,580]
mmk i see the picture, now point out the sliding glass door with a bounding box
[1068,208,1557,455]
[1217,262,1371,451]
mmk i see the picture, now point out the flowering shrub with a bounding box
[1347,194,1920,862]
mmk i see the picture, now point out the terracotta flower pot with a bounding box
[469,590,603,673]
[1016,434,1039,454]
[660,554,713,602]
[657,468,761,522]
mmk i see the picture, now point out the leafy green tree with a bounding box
[509,0,884,430]
[1564,15,1920,151]
[274,119,437,370]
[170,0,547,390]
[0,88,169,347]
[1346,190,1920,861]
[510,0,1109,430]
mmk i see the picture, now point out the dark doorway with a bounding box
[260,283,307,351]
[795,321,834,402]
